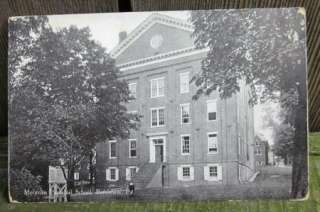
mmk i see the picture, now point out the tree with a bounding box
[190,8,307,198]
[8,16,53,199]
[273,123,295,165]
[9,17,140,196]
[260,103,295,165]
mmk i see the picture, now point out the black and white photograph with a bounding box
[8,8,308,202]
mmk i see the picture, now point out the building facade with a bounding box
[95,13,255,190]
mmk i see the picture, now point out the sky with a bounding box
[48,11,278,145]
[48,11,189,52]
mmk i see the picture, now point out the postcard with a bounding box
[8,8,308,202]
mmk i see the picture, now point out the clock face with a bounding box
[150,34,163,49]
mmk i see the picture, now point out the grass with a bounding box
[0,134,320,211]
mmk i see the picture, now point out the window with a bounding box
[153,138,163,145]
[181,135,190,155]
[74,172,79,180]
[128,83,137,99]
[106,167,119,181]
[151,107,165,127]
[207,100,217,121]
[256,147,262,155]
[128,110,138,124]
[177,165,194,181]
[151,78,164,98]
[129,139,137,158]
[126,166,139,181]
[182,167,190,177]
[130,167,136,178]
[180,72,189,93]
[208,133,218,153]
[209,166,218,177]
[180,103,190,124]
[204,164,222,181]
[109,140,117,159]
[159,108,165,125]
[110,169,116,180]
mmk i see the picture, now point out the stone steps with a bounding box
[132,163,161,189]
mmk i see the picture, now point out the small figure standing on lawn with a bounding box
[128,182,135,196]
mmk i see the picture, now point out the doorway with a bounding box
[155,145,164,163]
[149,136,166,163]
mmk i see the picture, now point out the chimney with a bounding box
[119,31,127,43]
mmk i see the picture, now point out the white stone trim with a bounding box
[150,77,165,98]
[180,103,191,125]
[207,99,217,122]
[207,132,218,154]
[119,47,208,72]
[149,136,166,163]
[180,134,191,155]
[109,140,117,159]
[146,131,169,137]
[179,71,190,94]
[177,165,194,181]
[204,164,222,181]
[125,166,139,181]
[150,106,165,128]
[106,167,119,181]
[128,139,137,158]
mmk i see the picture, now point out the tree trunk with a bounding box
[284,155,288,165]
[68,167,75,194]
[290,65,308,198]
[89,151,94,192]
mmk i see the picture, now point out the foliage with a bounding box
[9,16,140,195]
[1,133,320,209]
[9,168,44,202]
[273,123,295,163]
[190,9,305,104]
[190,8,307,198]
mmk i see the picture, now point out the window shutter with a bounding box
[177,166,182,181]
[204,166,209,181]
[125,168,130,181]
[115,168,119,181]
[190,166,194,181]
[218,165,223,181]
[106,168,110,181]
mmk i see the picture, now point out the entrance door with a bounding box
[155,145,163,163]
[149,136,166,163]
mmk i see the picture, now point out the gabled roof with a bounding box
[110,13,194,59]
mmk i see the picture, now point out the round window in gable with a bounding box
[150,34,164,49]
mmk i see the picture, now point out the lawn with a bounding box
[0,134,319,211]
[71,166,292,202]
